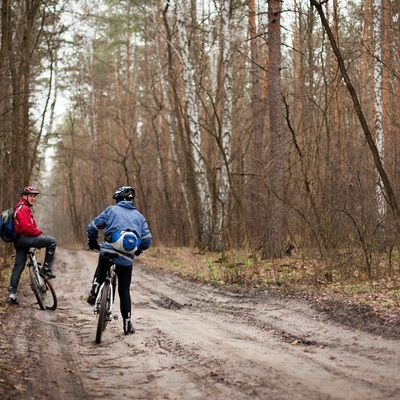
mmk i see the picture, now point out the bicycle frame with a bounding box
[27,247,57,311]
[27,248,45,286]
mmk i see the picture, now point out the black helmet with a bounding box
[21,186,40,195]
[113,186,135,201]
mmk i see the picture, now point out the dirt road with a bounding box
[1,247,399,399]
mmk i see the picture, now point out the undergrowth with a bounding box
[142,246,400,311]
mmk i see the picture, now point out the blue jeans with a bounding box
[9,235,57,294]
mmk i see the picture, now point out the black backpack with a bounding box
[0,208,18,243]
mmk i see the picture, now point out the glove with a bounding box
[88,239,100,251]
[134,249,142,257]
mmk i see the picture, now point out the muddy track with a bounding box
[0,247,399,399]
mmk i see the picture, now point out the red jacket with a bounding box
[13,198,43,237]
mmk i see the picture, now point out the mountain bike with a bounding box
[27,247,57,310]
[94,254,118,344]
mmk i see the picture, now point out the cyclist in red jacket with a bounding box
[8,186,57,305]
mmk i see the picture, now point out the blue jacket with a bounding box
[87,200,152,266]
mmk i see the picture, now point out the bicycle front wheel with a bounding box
[29,267,46,310]
[96,280,111,344]
[45,280,58,311]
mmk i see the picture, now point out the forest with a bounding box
[1,0,400,285]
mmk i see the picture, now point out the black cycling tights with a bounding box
[115,264,133,320]
[93,254,133,320]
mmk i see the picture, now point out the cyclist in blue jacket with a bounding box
[87,186,152,335]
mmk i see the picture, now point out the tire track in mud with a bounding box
[54,250,313,399]
[2,247,400,399]
[129,261,400,399]
[0,297,91,399]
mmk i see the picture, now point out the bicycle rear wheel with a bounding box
[96,281,111,344]
[45,280,58,310]
[29,267,46,310]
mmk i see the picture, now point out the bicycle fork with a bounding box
[29,262,47,293]
[94,280,118,321]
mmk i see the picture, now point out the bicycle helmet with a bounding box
[21,186,40,195]
[113,186,135,201]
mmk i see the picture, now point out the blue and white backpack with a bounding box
[109,230,140,254]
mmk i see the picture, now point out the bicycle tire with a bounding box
[96,280,111,344]
[45,280,58,311]
[29,267,46,310]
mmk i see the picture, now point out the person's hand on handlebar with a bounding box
[88,239,100,251]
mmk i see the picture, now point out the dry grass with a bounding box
[140,246,400,318]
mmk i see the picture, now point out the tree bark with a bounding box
[247,0,266,241]
[176,0,213,248]
[262,0,284,259]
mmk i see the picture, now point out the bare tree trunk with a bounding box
[247,0,266,244]
[176,0,213,248]
[373,0,386,218]
[214,0,233,251]
[158,0,194,243]
[262,0,284,259]
[381,0,392,219]
[0,0,45,205]
[10,1,41,186]
[0,0,14,204]
[395,0,400,182]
